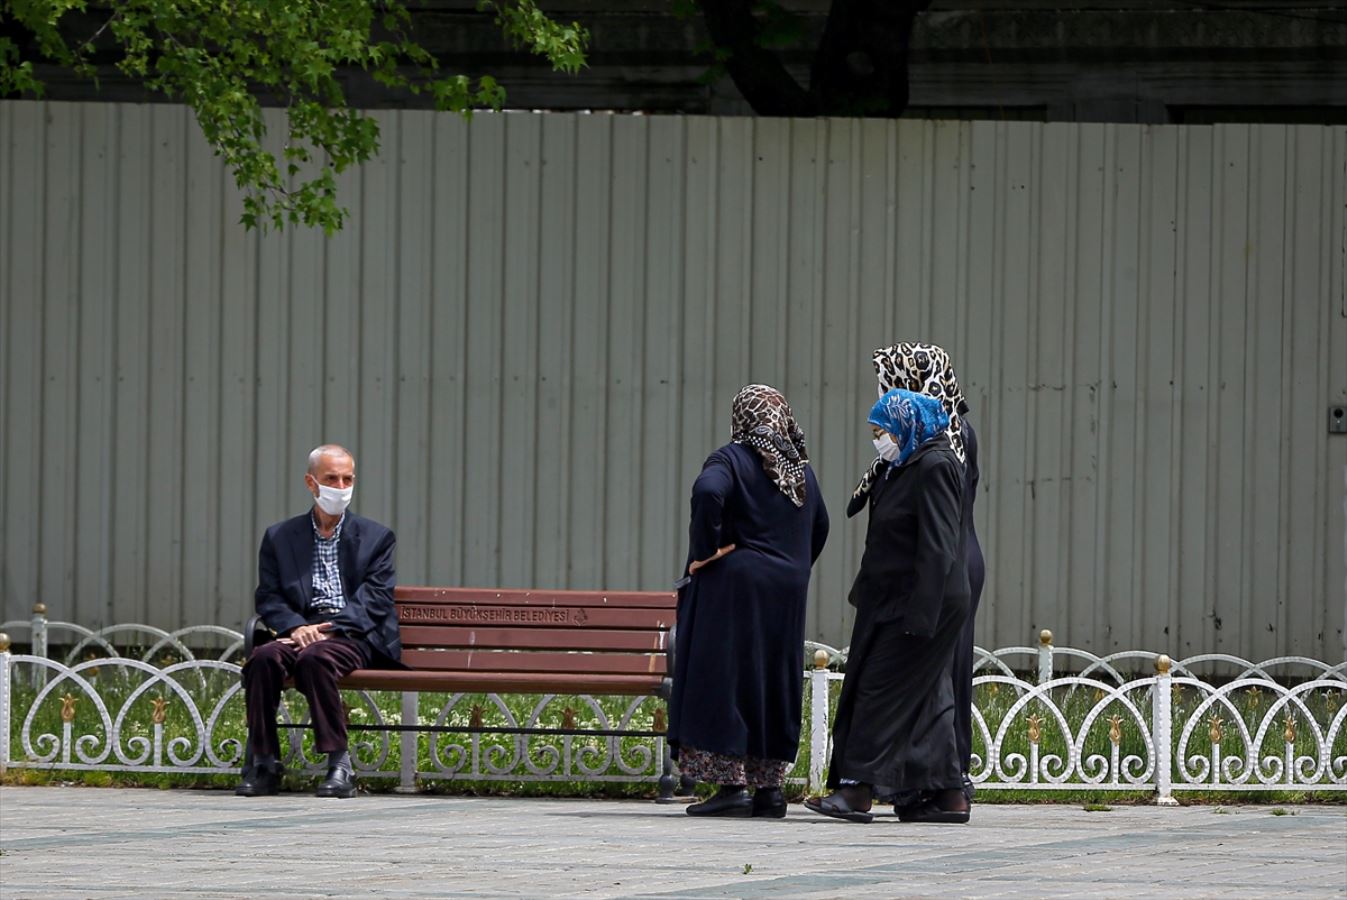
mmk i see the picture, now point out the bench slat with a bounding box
[395,587,676,609]
[339,669,665,696]
[309,586,677,699]
[397,604,673,630]
[399,625,669,652]
[400,648,668,676]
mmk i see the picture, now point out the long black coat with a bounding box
[961,422,985,602]
[954,420,986,771]
[828,437,971,790]
[668,442,829,762]
[848,438,969,637]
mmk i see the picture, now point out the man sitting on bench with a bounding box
[235,444,401,799]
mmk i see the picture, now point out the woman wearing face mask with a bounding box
[667,384,830,818]
[850,342,985,805]
[805,388,970,824]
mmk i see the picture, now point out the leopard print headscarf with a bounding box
[849,342,967,513]
[731,384,809,507]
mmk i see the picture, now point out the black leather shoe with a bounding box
[899,800,971,824]
[235,765,281,797]
[686,786,752,817]
[898,789,970,824]
[751,787,787,818]
[315,766,356,798]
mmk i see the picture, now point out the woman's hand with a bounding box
[688,544,736,575]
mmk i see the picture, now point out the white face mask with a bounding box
[310,479,353,516]
[873,433,901,463]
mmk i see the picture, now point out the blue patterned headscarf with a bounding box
[868,388,951,468]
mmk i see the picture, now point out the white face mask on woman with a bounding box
[873,433,901,463]
[311,480,353,516]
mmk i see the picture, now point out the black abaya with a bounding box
[668,442,830,764]
[827,437,970,791]
[953,420,986,774]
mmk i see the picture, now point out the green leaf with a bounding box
[2,0,589,231]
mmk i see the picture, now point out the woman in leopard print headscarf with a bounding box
[847,342,986,808]
[847,342,967,516]
[668,384,830,818]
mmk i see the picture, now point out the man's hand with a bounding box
[284,623,329,649]
[688,544,736,575]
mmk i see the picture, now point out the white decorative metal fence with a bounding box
[806,632,1347,802]
[0,612,671,788]
[3,614,1344,801]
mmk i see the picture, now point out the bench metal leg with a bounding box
[655,744,697,801]
[656,737,677,802]
[394,691,418,793]
[239,664,252,779]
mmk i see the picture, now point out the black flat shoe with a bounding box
[687,786,753,817]
[234,765,281,797]
[751,788,787,819]
[894,799,923,819]
[899,800,970,824]
[315,766,356,799]
[803,791,873,824]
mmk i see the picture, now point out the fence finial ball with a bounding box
[1039,629,1053,646]
[813,648,830,670]
[32,601,47,616]
[0,633,9,652]
[1155,654,1172,675]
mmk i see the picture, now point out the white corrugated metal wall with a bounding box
[2,101,1344,659]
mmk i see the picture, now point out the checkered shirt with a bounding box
[309,512,347,616]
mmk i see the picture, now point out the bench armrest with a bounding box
[659,622,677,700]
[242,613,273,660]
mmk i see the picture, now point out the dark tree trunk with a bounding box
[696,0,931,118]
[810,0,931,117]
[695,0,818,117]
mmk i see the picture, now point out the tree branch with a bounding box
[694,0,815,117]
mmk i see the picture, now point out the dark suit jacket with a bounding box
[254,510,402,665]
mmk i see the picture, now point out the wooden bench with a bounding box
[243,586,684,798]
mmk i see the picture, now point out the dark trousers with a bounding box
[243,636,370,757]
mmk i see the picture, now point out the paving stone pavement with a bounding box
[0,786,1344,898]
